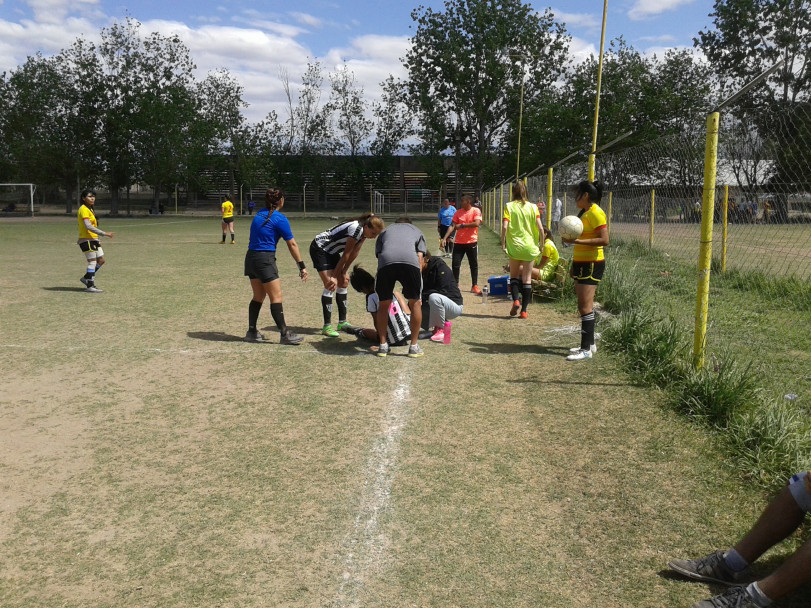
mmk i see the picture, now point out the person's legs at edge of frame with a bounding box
[373,264,397,357]
[669,472,811,608]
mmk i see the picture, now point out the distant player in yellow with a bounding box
[77,189,114,293]
[221,198,235,244]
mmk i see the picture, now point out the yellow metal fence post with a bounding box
[546,168,553,230]
[693,112,721,370]
[721,184,728,273]
[649,188,655,249]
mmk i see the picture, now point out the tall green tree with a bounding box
[404,0,569,189]
[695,0,810,105]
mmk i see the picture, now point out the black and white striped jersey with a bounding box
[313,221,364,255]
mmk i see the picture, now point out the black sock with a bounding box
[221,233,226,242]
[521,284,532,311]
[581,312,595,350]
[231,234,235,242]
[509,278,521,301]
[336,292,348,323]
[248,300,262,329]
[270,302,287,334]
[321,295,333,325]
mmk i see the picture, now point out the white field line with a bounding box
[333,369,411,608]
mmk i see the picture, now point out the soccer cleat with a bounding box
[321,325,340,337]
[668,550,746,586]
[510,300,520,317]
[230,241,236,244]
[570,344,598,354]
[430,329,445,342]
[471,285,482,295]
[407,344,425,358]
[336,321,353,332]
[519,311,528,319]
[376,343,390,357]
[280,331,303,345]
[566,348,593,361]
[244,328,271,343]
[85,286,103,293]
[689,586,758,608]
[80,277,88,287]
[219,241,226,244]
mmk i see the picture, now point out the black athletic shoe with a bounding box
[244,329,271,343]
[668,550,746,586]
[280,331,303,345]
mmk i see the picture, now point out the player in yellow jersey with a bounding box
[221,198,235,244]
[562,180,608,361]
[77,190,115,293]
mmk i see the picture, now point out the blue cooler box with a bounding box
[487,275,509,295]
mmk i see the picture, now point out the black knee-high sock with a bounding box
[270,302,287,334]
[321,294,333,325]
[509,277,521,301]
[521,284,532,312]
[581,311,595,350]
[248,300,262,329]
[336,292,348,322]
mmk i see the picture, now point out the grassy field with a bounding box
[0,214,808,607]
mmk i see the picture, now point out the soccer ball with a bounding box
[559,215,583,240]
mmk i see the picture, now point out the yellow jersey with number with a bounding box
[222,200,234,219]
[77,204,99,239]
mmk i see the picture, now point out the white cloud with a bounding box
[25,0,100,24]
[550,8,601,33]
[627,0,696,21]
[638,34,676,44]
[289,12,323,28]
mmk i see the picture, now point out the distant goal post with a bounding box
[0,183,36,217]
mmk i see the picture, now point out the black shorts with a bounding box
[79,240,101,252]
[222,217,234,224]
[375,263,422,302]
[244,250,279,283]
[571,260,605,285]
[309,240,342,272]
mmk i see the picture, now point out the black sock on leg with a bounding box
[521,284,532,311]
[270,302,287,334]
[249,300,262,330]
[581,312,595,350]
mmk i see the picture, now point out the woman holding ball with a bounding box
[563,179,608,361]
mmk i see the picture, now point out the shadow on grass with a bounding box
[187,331,247,342]
[43,286,92,292]
[465,340,569,356]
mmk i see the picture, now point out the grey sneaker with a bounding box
[280,331,303,345]
[407,344,424,358]
[668,550,745,586]
[85,286,103,293]
[244,329,271,343]
[690,586,757,608]
[376,343,390,357]
[80,277,88,287]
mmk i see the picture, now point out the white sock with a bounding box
[746,582,772,607]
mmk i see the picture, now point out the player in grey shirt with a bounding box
[373,219,428,357]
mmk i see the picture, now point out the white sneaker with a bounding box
[566,348,593,361]
[85,286,103,293]
[569,344,597,354]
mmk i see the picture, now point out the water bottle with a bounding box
[443,321,452,344]
[482,283,489,303]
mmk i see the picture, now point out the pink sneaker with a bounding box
[430,329,445,342]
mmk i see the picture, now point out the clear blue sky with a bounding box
[0,0,717,122]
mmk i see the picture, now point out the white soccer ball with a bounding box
[559,215,583,240]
